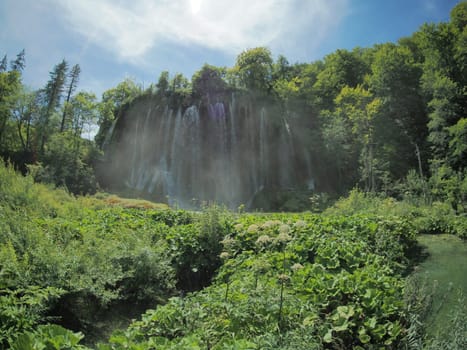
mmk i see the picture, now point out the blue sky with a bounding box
[0,0,461,98]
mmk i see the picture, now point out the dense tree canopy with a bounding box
[192,64,228,100]
[234,47,274,93]
[0,1,465,207]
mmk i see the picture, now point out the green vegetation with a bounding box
[1,163,466,349]
[0,163,231,347]
[414,235,467,339]
[1,2,466,208]
[0,2,466,349]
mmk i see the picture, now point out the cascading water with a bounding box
[103,94,314,209]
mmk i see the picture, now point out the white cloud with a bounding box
[51,0,348,64]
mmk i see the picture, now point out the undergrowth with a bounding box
[0,164,466,349]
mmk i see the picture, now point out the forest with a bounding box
[0,2,465,209]
[0,1,466,349]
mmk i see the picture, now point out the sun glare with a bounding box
[190,0,201,14]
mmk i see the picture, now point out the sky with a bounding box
[0,0,462,98]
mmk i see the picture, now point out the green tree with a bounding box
[448,118,467,170]
[156,70,170,97]
[271,55,303,105]
[233,47,273,93]
[369,43,428,180]
[94,78,141,148]
[0,51,33,169]
[450,1,467,30]
[321,110,360,192]
[272,54,293,82]
[0,66,21,149]
[272,76,302,105]
[313,48,369,110]
[70,91,97,139]
[416,13,465,171]
[9,49,25,72]
[0,55,7,72]
[169,73,191,107]
[12,87,40,155]
[292,61,324,110]
[101,78,141,111]
[60,64,81,132]
[334,85,382,191]
[38,59,68,153]
[192,64,227,100]
[38,131,98,194]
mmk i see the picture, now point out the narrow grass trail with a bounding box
[416,234,467,338]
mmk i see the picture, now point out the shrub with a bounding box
[0,287,64,348]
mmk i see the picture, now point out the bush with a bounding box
[0,287,64,348]
[11,324,90,350]
[109,213,417,349]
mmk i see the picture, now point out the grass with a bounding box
[414,234,467,338]
[98,193,169,209]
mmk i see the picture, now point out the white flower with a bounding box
[291,263,304,271]
[261,220,281,229]
[277,274,290,283]
[294,220,306,228]
[219,251,230,260]
[234,223,243,231]
[279,224,291,234]
[220,236,235,250]
[256,234,273,246]
[252,259,271,273]
[276,232,292,243]
[247,224,259,234]
[261,221,274,229]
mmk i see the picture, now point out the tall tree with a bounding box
[156,71,170,97]
[369,43,428,179]
[39,59,68,153]
[334,85,382,191]
[0,66,21,147]
[70,91,97,139]
[169,73,191,107]
[12,88,39,154]
[321,109,360,192]
[10,49,25,72]
[416,6,465,170]
[0,55,7,72]
[60,64,80,132]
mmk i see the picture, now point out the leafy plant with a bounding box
[11,324,90,350]
[0,287,64,348]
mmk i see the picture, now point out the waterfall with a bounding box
[135,106,152,191]
[184,105,201,203]
[259,107,269,188]
[102,118,117,149]
[106,94,313,209]
[279,115,294,188]
[165,106,202,207]
[128,116,140,188]
[228,94,238,205]
[148,107,172,195]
